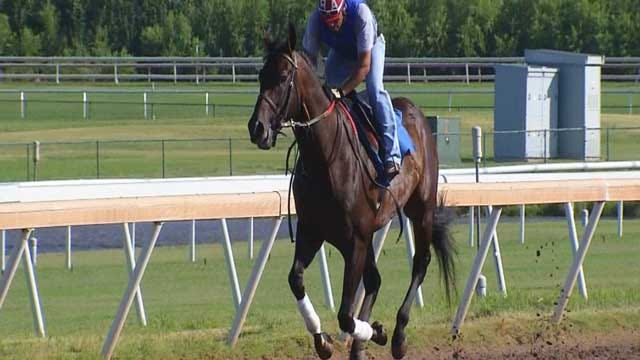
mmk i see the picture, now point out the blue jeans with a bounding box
[324,34,401,167]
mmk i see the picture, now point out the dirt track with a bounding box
[274,327,640,359]
[405,329,640,360]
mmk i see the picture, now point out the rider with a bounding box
[303,0,401,181]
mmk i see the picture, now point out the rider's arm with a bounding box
[339,3,376,95]
[340,51,371,95]
[302,11,322,68]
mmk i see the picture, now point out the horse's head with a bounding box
[248,24,300,150]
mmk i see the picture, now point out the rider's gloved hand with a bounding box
[330,88,345,99]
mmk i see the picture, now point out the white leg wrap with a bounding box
[352,318,373,341]
[296,294,321,334]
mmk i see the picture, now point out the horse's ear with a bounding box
[287,23,296,53]
[263,31,274,51]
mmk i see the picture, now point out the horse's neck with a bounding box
[293,63,372,190]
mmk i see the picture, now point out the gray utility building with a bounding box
[494,49,603,161]
[526,50,603,160]
[494,65,558,161]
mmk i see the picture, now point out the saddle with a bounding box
[322,86,415,186]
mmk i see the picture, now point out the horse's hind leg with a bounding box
[288,223,333,359]
[391,207,433,359]
[350,243,387,360]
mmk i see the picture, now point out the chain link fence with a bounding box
[1,126,639,182]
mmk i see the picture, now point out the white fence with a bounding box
[0,56,639,83]
[2,88,640,122]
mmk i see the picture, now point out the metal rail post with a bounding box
[553,202,605,323]
[102,223,163,359]
[228,217,283,347]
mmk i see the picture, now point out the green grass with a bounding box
[0,81,638,179]
[0,219,638,359]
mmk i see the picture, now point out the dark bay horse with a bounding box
[248,25,455,360]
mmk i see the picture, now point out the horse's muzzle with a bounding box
[248,115,273,150]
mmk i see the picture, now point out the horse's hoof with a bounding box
[314,332,334,360]
[371,321,387,346]
[391,328,407,359]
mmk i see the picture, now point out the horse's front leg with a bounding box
[288,223,333,359]
[338,238,387,359]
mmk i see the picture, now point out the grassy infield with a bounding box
[0,82,639,180]
[0,82,639,359]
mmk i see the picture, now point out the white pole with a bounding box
[0,229,32,309]
[20,91,25,119]
[452,207,502,335]
[190,220,196,263]
[83,91,88,119]
[23,241,46,337]
[519,204,525,244]
[581,209,589,227]
[317,244,334,311]
[232,64,236,83]
[143,93,147,120]
[248,217,254,260]
[617,201,623,237]
[131,223,136,250]
[205,92,209,116]
[553,202,605,323]
[114,64,119,84]
[406,63,411,84]
[29,235,37,267]
[468,206,474,247]
[66,226,72,270]
[221,219,242,311]
[227,217,283,347]
[486,206,507,296]
[122,223,147,326]
[55,63,60,84]
[465,63,470,84]
[1,230,5,273]
[102,222,163,360]
[173,64,177,84]
[403,215,424,307]
[563,203,588,299]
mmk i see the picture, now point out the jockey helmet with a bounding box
[318,0,345,23]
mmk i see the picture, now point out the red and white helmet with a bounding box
[318,0,345,18]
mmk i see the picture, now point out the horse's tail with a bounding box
[431,197,457,304]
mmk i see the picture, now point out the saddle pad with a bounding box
[343,97,415,185]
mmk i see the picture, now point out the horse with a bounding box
[247,24,456,360]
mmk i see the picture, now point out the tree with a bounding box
[0,13,16,55]
[494,0,537,56]
[410,0,449,56]
[162,11,194,55]
[39,1,61,56]
[140,24,163,55]
[370,0,419,56]
[92,25,113,56]
[19,26,41,56]
[241,0,268,56]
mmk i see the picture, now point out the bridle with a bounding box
[257,51,336,130]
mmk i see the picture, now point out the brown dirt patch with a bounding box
[267,326,639,360]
